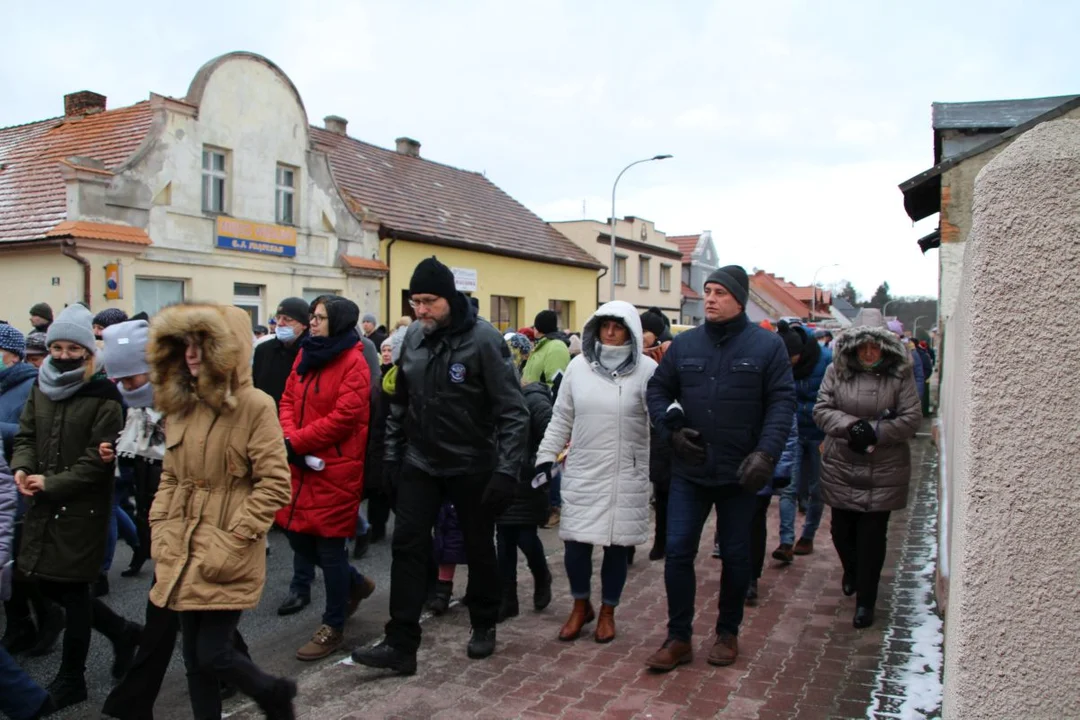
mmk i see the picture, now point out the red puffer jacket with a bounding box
[275,343,371,537]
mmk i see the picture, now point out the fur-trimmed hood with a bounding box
[832,324,911,381]
[147,303,254,416]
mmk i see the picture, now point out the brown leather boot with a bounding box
[594,604,616,643]
[707,631,739,666]
[644,639,693,672]
[558,599,595,641]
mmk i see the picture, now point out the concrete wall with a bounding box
[939,118,1080,719]
[384,239,599,334]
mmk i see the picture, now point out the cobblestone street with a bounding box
[225,431,942,720]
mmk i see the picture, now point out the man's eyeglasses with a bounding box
[309,313,329,323]
[408,297,439,310]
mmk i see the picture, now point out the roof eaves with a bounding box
[900,95,1080,221]
[381,227,605,271]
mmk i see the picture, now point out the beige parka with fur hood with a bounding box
[813,309,921,513]
[147,304,291,611]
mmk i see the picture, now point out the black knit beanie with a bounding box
[275,297,311,326]
[409,257,457,300]
[777,320,803,358]
[29,302,53,322]
[704,265,750,308]
[639,310,667,338]
[534,310,559,335]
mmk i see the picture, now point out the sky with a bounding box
[4,0,1079,299]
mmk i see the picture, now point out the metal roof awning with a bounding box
[917,229,941,254]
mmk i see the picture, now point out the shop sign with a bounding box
[452,267,477,292]
[215,217,297,257]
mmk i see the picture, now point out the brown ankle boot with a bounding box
[558,599,595,641]
[594,604,616,643]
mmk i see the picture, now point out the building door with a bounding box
[233,283,264,327]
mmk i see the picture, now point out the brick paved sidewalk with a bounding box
[229,436,941,720]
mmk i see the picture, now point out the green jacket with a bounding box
[521,336,571,388]
[11,378,124,583]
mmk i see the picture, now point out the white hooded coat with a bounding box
[536,301,658,547]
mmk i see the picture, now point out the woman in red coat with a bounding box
[275,296,374,661]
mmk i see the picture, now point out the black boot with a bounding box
[121,548,148,578]
[853,606,875,629]
[26,604,64,657]
[842,572,856,597]
[497,584,519,623]
[352,533,370,560]
[1,612,37,655]
[467,627,496,659]
[111,622,143,679]
[426,580,452,616]
[259,677,298,720]
[533,567,552,612]
[648,539,666,561]
[745,579,759,607]
[351,641,417,676]
[46,672,88,713]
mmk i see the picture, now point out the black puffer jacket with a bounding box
[252,334,305,408]
[386,294,528,479]
[497,383,553,526]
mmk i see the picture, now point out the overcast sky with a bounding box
[4,0,1078,299]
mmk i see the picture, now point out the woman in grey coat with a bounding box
[813,309,921,628]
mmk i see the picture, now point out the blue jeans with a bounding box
[286,532,367,631]
[563,541,630,607]
[497,525,549,587]
[548,466,562,508]
[665,478,755,640]
[779,439,822,545]
[0,645,49,720]
[103,496,139,572]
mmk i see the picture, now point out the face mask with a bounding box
[118,380,155,408]
[51,357,85,373]
[275,325,296,343]
[0,357,8,371]
[33,324,49,333]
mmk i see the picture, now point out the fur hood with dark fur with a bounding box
[147,303,254,416]
[832,325,911,381]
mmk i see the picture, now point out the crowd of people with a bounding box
[0,257,927,719]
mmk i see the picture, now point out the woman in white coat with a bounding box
[535,301,657,644]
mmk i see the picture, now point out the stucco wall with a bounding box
[940,118,1080,719]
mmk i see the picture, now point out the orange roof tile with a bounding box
[681,282,702,300]
[669,234,700,263]
[0,103,154,243]
[45,220,151,245]
[750,271,809,319]
[312,128,602,270]
[341,255,389,272]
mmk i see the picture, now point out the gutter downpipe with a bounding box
[60,239,92,306]
[384,231,398,325]
[595,267,609,312]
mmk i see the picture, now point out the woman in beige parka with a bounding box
[146,303,295,720]
[813,309,920,630]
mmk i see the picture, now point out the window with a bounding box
[302,288,339,305]
[614,255,627,286]
[233,283,264,326]
[276,165,296,225]
[135,277,184,316]
[638,256,651,289]
[202,148,227,213]
[660,264,672,292]
[490,295,520,333]
[548,300,573,331]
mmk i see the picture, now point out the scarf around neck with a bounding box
[595,342,634,374]
[297,329,360,376]
[116,406,166,461]
[37,358,88,402]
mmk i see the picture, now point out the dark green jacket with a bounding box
[11,378,123,583]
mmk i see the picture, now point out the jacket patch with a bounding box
[449,363,467,383]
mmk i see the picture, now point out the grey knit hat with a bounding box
[45,304,96,351]
[362,313,378,325]
[101,320,151,379]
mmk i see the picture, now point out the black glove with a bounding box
[482,472,518,515]
[284,439,303,468]
[533,462,554,486]
[671,428,706,466]
[737,451,775,494]
[384,462,402,509]
[772,475,791,490]
[847,420,878,454]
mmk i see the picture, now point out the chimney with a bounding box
[64,91,107,117]
[324,115,348,135]
[395,137,421,158]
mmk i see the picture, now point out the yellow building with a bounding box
[0,51,602,333]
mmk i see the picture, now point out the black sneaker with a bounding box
[260,677,298,720]
[467,627,496,659]
[111,622,143,679]
[533,568,552,612]
[351,641,417,676]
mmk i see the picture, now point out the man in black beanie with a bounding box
[645,264,795,671]
[253,297,311,412]
[521,309,571,389]
[352,256,528,673]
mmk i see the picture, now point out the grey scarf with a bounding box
[595,342,635,375]
[37,359,88,402]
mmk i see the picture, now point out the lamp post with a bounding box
[913,315,927,338]
[811,263,840,321]
[882,299,896,318]
[609,155,673,300]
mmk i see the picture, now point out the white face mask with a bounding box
[275,325,296,343]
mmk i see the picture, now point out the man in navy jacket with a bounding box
[644,265,795,671]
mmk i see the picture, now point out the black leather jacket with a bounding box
[385,294,528,479]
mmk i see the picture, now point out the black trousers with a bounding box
[102,583,251,719]
[830,508,892,609]
[653,485,669,550]
[130,460,162,565]
[367,493,391,542]
[385,465,500,653]
[179,611,274,720]
[750,494,772,581]
[37,580,128,679]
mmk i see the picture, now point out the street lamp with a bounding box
[609,155,673,300]
[882,300,896,318]
[811,263,840,321]
[913,315,927,338]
